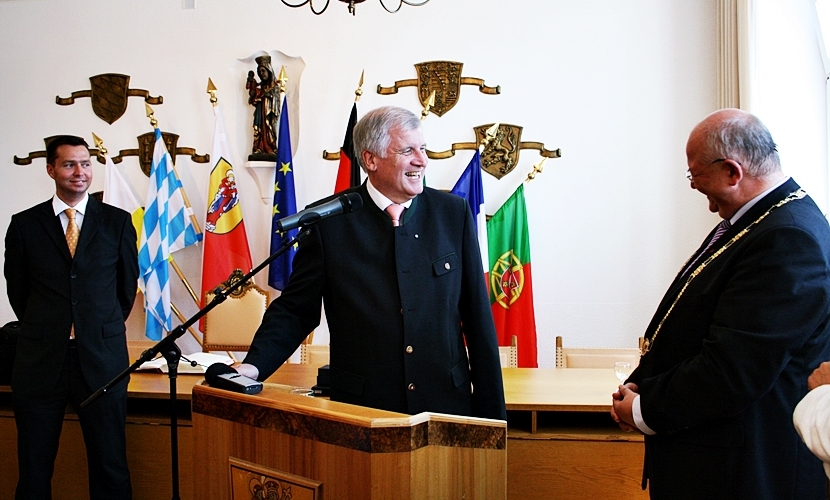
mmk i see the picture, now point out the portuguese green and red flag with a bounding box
[487,184,538,367]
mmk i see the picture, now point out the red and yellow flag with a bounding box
[201,107,253,329]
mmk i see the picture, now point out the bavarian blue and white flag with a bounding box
[138,128,202,340]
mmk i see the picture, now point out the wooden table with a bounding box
[0,371,207,500]
[1,365,647,500]
[500,368,647,499]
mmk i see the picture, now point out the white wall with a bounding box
[754,0,829,212]
[0,0,746,366]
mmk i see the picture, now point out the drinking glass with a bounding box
[614,362,632,383]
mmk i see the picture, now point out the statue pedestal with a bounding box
[245,160,274,203]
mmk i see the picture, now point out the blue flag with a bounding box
[268,96,298,290]
[450,149,489,274]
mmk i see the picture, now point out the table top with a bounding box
[127,365,620,412]
[502,368,620,412]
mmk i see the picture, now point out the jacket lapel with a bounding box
[36,201,72,262]
[647,178,802,333]
[74,196,102,257]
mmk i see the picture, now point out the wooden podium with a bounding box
[192,382,507,499]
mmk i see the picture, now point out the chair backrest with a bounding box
[498,335,518,368]
[203,271,269,352]
[555,336,641,369]
[300,344,330,366]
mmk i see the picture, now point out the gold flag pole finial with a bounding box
[91,132,107,156]
[355,69,365,102]
[278,66,288,100]
[525,158,548,182]
[206,78,218,107]
[421,90,436,121]
[145,103,158,129]
[479,122,500,153]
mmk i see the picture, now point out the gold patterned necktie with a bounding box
[65,208,79,257]
[385,203,405,227]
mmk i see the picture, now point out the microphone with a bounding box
[204,363,263,395]
[276,192,363,232]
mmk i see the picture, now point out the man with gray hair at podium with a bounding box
[235,106,506,421]
[611,109,830,499]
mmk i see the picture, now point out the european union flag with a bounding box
[268,96,298,290]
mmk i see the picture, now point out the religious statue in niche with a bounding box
[247,55,280,161]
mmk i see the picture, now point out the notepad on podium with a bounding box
[137,351,234,374]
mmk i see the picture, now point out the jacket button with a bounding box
[444,262,451,270]
[406,346,413,354]
[414,234,419,239]
[408,383,416,391]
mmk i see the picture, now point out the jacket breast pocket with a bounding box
[432,253,459,277]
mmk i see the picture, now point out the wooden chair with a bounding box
[300,344,330,366]
[555,335,641,369]
[202,270,269,356]
[498,335,519,368]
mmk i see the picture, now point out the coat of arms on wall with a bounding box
[56,73,163,125]
[377,61,500,117]
[428,123,561,179]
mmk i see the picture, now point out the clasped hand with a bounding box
[611,383,640,433]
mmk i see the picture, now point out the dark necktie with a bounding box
[682,219,731,276]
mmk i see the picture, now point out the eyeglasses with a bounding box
[686,158,728,181]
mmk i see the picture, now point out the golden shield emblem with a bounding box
[476,124,523,179]
[137,131,179,176]
[89,74,131,125]
[490,249,525,309]
[415,61,463,117]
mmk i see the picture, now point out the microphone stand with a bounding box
[81,226,312,500]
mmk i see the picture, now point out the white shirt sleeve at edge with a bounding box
[794,384,830,479]
[633,394,656,435]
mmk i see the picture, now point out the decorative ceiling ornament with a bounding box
[280,0,429,16]
[55,73,163,125]
[378,61,499,117]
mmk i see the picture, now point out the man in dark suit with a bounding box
[5,135,139,500]
[237,106,506,420]
[611,109,830,499]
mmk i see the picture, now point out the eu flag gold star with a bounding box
[280,162,292,176]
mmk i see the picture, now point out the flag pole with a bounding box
[145,103,201,309]
[480,122,499,153]
[355,70,364,102]
[525,158,547,183]
[278,66,287,103]
[92,132,107,157]
[170,302,203,344]
[205,78,255,290]
[420,90,436,121]
[206,77,218,107]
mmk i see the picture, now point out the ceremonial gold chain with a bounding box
[641,189,807,356]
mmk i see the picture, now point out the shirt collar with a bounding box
[366,178,414,210]
[52,193,89,217]
[729,176,789,225]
